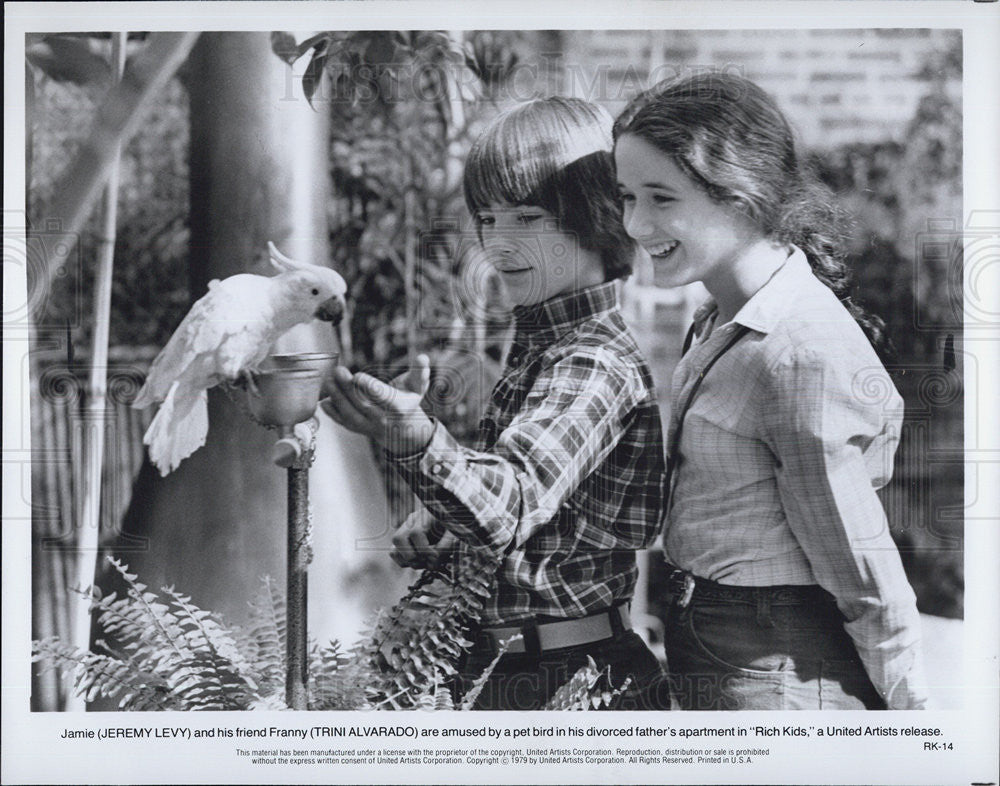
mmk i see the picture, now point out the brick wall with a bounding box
[556,28,959,148]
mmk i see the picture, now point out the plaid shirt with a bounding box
[664,247,928,709]
[393,282,665,625]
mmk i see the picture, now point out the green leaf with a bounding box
[302,51,328,108]
[270,32,300,66]
[296,32,333,61]
[25,34,111,86]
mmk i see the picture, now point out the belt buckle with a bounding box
[670,570,696,609]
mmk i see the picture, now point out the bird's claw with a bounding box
[293,420,317,450]
[237,369,261,397]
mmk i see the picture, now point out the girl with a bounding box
[323,97,669,710]
[613,72,928,710]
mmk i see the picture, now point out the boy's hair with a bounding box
[463,97,635,281]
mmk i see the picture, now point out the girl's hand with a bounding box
[390,507,457,569]
[320,354,434,455]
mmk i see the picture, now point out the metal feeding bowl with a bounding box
[246,352,339,429]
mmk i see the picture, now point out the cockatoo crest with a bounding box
[268,241,345,289]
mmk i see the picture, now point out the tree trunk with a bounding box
[114,33,405,679]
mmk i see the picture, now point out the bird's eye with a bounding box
[311,288,319,296]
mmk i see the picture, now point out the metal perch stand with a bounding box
[243,351,338,710]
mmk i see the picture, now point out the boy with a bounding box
[321,97,667,710]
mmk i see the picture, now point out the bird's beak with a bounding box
[315,296,345,324]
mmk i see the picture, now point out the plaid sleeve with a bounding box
[392,347,643,554]
[762,347,928,709]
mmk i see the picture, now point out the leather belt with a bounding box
[481,604,631,655]
[665,566,835,609]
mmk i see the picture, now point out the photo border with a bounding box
[4,2,998,784]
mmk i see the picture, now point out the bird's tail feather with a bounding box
[143,382,209,476]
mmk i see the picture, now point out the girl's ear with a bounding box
[722,194,759,225]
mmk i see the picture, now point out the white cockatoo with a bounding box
[132,242,347,476]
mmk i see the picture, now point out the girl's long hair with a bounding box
[613,72,888,353]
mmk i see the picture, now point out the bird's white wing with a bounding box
[134,275,275,407]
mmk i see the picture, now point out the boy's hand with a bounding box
[391,508,458,569]
[320,354,434,455]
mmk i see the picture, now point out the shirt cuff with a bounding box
[389,420,514,552]
[885,648,931,710]
[385,416,439,464]
[419,419,464,479]
[389,419,465,498]
[389,417,454,468]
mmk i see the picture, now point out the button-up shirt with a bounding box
[394,282,666,625]
[665,246,928,709]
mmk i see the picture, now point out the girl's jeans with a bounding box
[662,571,886,711]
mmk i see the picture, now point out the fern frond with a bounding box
[91,639,180,711]
[103,557,189,661]
[33,552,512,713]
[355,547,501,709]
[542,658,632,711]
[162,650,258,710]
[458,633,521,711]
[308,641,364,710]
[319,544,502,712]
[360,567,441,660]
[164,586,258,692]
[33,637,176,711]
[235,575,286,697]
[434,684,456,711]
[590,675,632,710]
[34,561,269,711]
[250,692,289,711]
[542,656,603,711]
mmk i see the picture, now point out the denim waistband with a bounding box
[665,565,836,608]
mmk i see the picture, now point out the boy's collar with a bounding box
[512,281,618,340]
